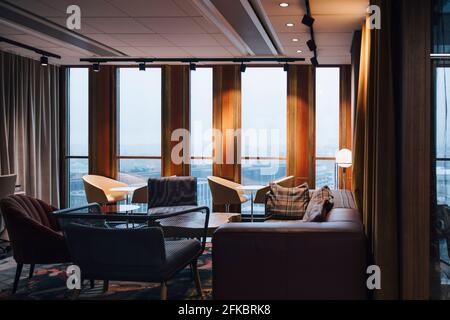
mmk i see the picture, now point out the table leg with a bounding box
[250,191,254,222]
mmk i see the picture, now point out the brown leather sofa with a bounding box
[212,208,367,300]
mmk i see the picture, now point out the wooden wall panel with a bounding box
[397,0,431,300]
[287,65,315,187]
[161,65,190,176]
[88,65,117,178]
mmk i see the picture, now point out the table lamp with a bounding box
[335,148,352,190]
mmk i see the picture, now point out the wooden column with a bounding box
[212,65,241,212]
[286,65,315,188]
[88,65,117,178]
[161,65,190,177]
[339,65,353,190]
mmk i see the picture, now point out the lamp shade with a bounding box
[336,149,352,168]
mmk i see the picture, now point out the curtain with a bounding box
[286,65,315,187]
[0,51,60,206]
[339,65,352,190]
[352,3,399,299]
[162,65,190,176]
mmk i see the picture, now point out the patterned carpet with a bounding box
[0,244,212,300]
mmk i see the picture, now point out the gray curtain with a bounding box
[0,51,60,206]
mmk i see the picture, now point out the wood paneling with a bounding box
[397,0,431,300]
[212,65,241,212]
[287,65,315,188]
[161,65,190,176]
[88,65,117,178]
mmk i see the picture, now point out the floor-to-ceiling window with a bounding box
[315,67,340,189]
[190,68,213,208]
[66,68,89,207]
[117,67,162,184]
[241,67,287,212]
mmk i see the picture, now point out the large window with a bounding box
[117,68,162,184]
[241,67,287,212]
[67,68,89,207]
[315,67,340,189]
[190,68,213,208]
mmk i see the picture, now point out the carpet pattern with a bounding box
[0,244,212,300]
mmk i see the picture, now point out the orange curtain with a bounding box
[353,4,399,299]
[339,65,353,190]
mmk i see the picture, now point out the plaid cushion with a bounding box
[303,186,334,222]
[266,183,310,220]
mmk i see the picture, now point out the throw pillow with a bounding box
[266,182,310,220]
[303,186,334,222]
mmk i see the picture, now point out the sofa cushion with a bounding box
[303,186,334,222]
[266,183,310,220]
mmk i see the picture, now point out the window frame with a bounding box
[240,66,288,184]
[115,66,163,181]
[65,66,90,207]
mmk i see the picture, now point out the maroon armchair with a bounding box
[0,194,71,293]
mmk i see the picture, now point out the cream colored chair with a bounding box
[82,175,128,205]
[207,176,248,212]
[253,176,295,204]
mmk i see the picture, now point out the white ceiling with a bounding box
[0,0,368,65]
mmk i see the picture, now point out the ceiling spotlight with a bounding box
[93,62,100,72]
[311,57,319,67]
[286,23,295,27]
[139,62,146,71]
[40,56,48,66]
[189,63,196,71]
[296,50,303,53]
[302,14,315,27]
[240,63,247,73]
[283,63,289,72]
[292,38,299,42]
[279,3,289,7]
[307,39,317,51]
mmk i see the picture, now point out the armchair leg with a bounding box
[103,280,109,292]
[160,282,168,300]
[13,263,23,294]
[225,204,230,213]
[28,264,35,279]
[191,260,203,298]
[90,279,95,289]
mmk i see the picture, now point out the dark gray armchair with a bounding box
[63,223,203,300]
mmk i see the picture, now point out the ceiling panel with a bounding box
[314,32,353,47]
[258,0,306,16]
[87,33,129,46]
[136,17,205,34]
[107,0,188,17]
[192,17,222,34]
[314,15,364,32]
[0,24,26,35]
[40,0,128,17]
[9,0,65,17]
[136,46,191,57]
[173,0,202,17]
[46,18,102,34]
[311,0,369,15]
[267,15,310,33]
[183,46,233,57]
[112,34,173,46]
[83,18,152,34]
[162,33,220,46]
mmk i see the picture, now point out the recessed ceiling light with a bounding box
[292,38,299,42]
[279,3,289,7]
[286,23,295,27]
[296,50,303,53]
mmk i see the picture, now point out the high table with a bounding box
[236,185,265,222]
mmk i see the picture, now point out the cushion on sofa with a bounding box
[303,186,334,222]
[266,183,310,220]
